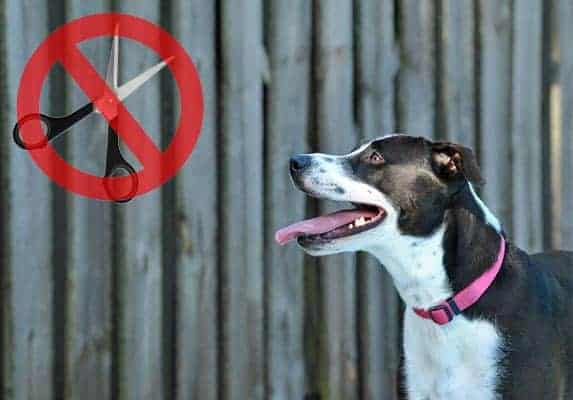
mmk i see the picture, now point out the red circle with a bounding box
[16,13,204,200]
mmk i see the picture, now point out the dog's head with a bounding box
[275,134,483,256]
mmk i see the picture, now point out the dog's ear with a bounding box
[431,141,483,185]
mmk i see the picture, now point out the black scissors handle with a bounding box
[13,102,94,150]
[104,125,138,203]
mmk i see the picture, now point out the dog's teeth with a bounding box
[355,217,366,227]
[349,223,354,229]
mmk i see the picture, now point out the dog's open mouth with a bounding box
[275,204,386,246]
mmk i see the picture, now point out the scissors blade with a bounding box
[115,56,174,103]
[105,24,119,88]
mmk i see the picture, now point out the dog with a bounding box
[275,134,573,399]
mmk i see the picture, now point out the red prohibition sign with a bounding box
[16,13,204,200]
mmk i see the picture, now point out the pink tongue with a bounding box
[275,208,378,246]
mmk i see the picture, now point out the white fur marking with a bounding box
[339,135,401,158]
[468,183,502,233]
[367,224,503,400]
[404,311,503,400]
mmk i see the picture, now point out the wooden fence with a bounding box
[0,0,570,399]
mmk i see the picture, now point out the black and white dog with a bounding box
[275,134,573,399]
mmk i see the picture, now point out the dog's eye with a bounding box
[368,151,385,164]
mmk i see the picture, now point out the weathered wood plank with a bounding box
[220,0,265,398]
[2,1,54,398]
[315,1,358,399]
[64,2,113,400]
[356,0,398,140]
[355,0,400,399]
[512,0,543,252]
[265,1,311,398]
[479,0,513,232]
[170,1,218,399]
[558,0,573,249]
[398,0,436,137]
[440,0,476,148]
[116,4,163,399]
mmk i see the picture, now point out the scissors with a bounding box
[13,25,173,202]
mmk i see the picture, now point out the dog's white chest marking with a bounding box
[404,311,503,400]
[365,219,503,400]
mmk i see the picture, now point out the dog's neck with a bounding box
[368,225,451,308]
[444,184,504,295]
[367,182,502,310]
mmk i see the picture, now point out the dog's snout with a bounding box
[290,154,312,173]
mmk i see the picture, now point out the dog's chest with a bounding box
[403,310,503,400]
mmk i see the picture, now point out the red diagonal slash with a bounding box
[59,44,162,169]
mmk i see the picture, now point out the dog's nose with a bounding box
[290,155,312,172]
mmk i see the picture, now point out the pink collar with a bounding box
[413,236,506,325]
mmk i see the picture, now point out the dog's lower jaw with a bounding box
[297,236,372,256]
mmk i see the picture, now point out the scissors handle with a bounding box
[13,102,94,150]
[104,126,138,203]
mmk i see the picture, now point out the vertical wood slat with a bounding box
[265,1,311,398]
[398,0,436,137]
[356,0,398,140]
[479,0,513,232]
[220,0,265,399]
[65,2,113,400]
[440,0,476,148]
[2,1,54,398]
[355,0,400,399]
[558,0,573,249]
[512,0,543,252]
[315,1,358,399]
[171,1,218,399]
[116,4,163,399]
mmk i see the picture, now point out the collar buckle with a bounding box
[427,303,454,325]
